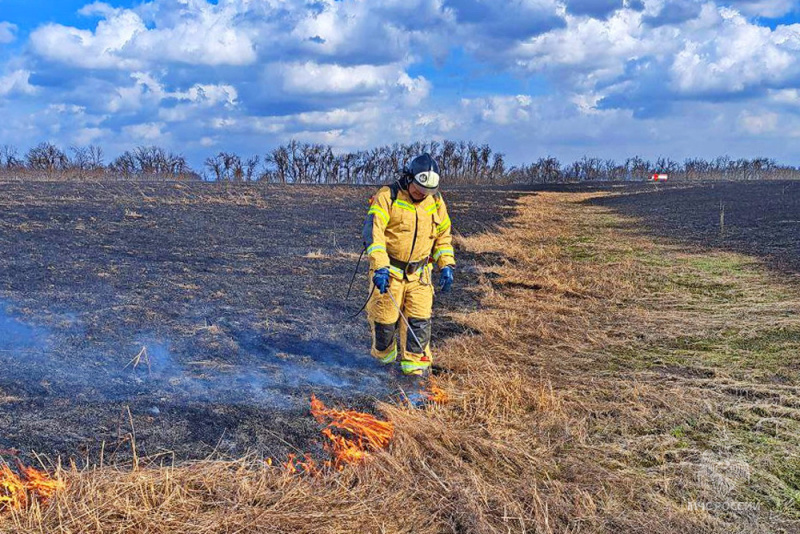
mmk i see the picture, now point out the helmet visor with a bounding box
[413,170,440,194]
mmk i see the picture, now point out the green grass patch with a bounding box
[684,254,757,276]
[667,273,742,301]
[731,327,800,353]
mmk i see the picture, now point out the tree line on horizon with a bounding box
[1,140,799,184]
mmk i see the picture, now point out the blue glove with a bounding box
[373,268,390,294]
[439,266,454,293]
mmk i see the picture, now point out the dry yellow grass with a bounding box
[4,191,799,533]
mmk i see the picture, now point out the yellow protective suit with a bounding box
[363,183,456,375]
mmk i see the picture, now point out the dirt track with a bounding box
[0,182,523,463]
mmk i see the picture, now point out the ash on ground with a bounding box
[0,183,523,463]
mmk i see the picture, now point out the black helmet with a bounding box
[404,153,440,195]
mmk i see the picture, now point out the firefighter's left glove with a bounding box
[373,268,391,294]
[439,266,454,293]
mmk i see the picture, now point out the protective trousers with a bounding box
[367,269,433,375]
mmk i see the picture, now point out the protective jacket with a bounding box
[363,185,455,281]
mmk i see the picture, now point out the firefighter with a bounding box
[362,153,455,376]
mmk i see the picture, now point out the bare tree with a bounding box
[0,145,21,169]
[110,146,190,180]
[69,146,90,180]
[87,145,104,170]
[204,153,225,181]
[26,142,68,179]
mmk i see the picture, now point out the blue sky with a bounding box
[1,0,799,169]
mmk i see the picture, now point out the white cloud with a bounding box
[178,84,238,107]
[514,9,656,84]
[105,72,237,121]
[123,122,167,142]
[460,95,535,125]
[31,2,256,69]
[504,2,800,111]
[294,108,382,129]
[278,62,396,96]
[77,2,120,18]
[289,0,452,65]
[31,13,147,69]
[72,127,109,146]
[131,20,256,66]
[255,61,432,110]
[0,22,17,44]
[395,73,431,106]
[670,8,799,94]
[0,70,36,97]
[738,110,778,134]
[769,88,800,106]
[106,72,164,113]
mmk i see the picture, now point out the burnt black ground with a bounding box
[500,180,800,276]
[0,182,524,464]
[583,180,800,277]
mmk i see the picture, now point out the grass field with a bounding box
[1,182,799,532]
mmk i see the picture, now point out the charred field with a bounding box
[0,182,522,464]
[585,180,800,277]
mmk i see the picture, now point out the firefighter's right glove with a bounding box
[373,268,390,294]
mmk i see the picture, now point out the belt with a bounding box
[389,256,429,276]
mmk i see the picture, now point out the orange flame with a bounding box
[18,464,64,501]
[310,395,394,469]
[282,453,319,475]
[320,429,368,466]
[424,380,449,404]
[273,397,395,475]
[0,465,27,510]
[0,462,64,511]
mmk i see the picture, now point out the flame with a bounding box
[282,453,319,475]
[272,396,395,475]
[0,462,64,511]
[18,464,64,501]
[0,465,27,510]
[310,395,394,469]
[320,429,368,466]
[424,380,449,404]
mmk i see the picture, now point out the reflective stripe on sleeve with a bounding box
[433,246,455,261]
[437,216,451,234]
[388,265,404,278]
[367,244,386,255]
[368,205,390,224]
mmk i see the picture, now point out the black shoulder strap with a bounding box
[389,181,401,204]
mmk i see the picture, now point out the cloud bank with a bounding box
[0,0,798,167]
